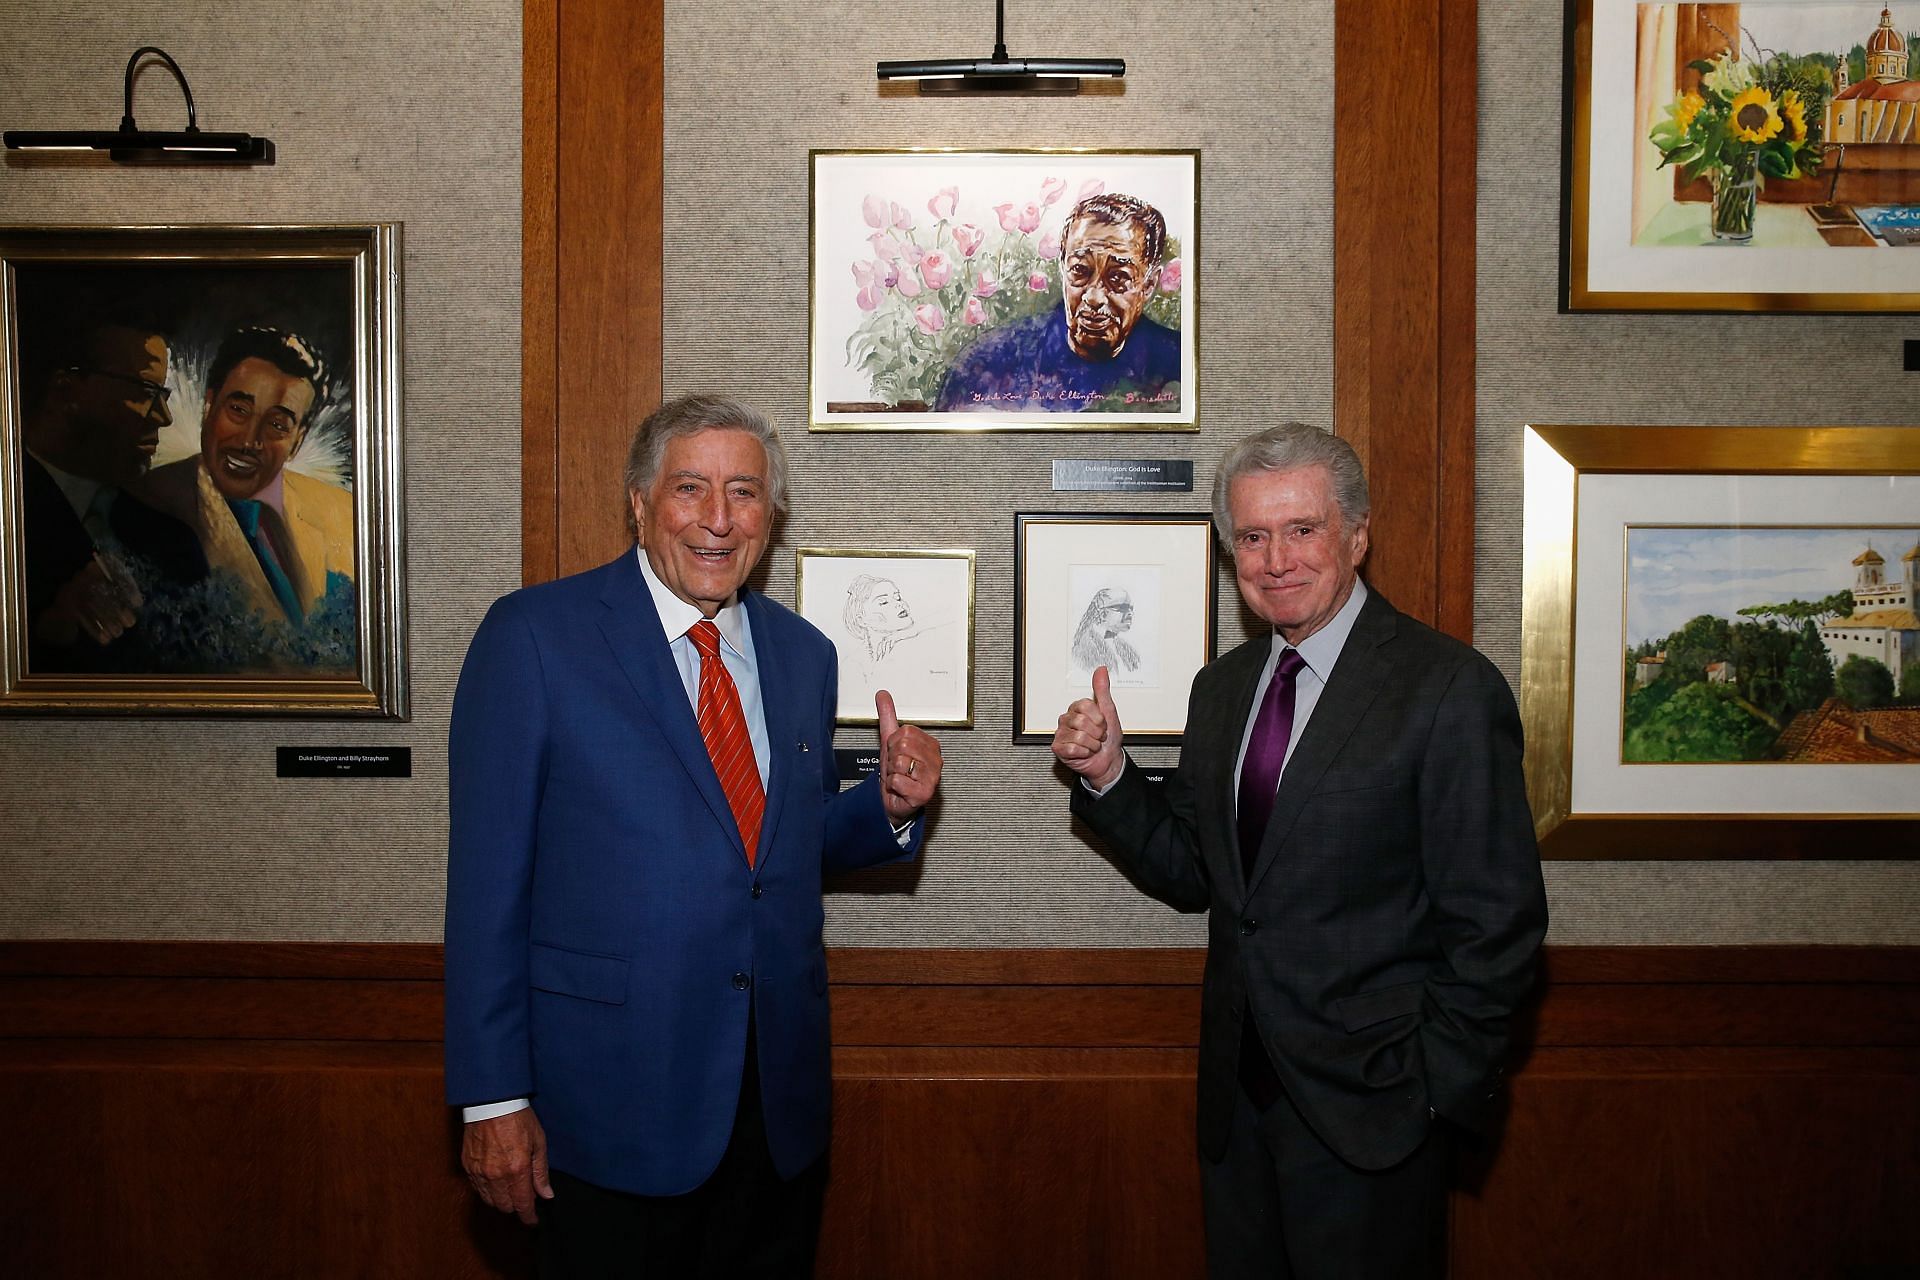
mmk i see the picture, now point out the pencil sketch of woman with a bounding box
[1069,586,1142,676]
[843,575,919,667]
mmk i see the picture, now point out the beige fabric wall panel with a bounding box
[665,2,1337,945]
[1478,1,1920,943]
[0,3,521,938]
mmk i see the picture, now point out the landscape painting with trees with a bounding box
[1622,525,1920,763]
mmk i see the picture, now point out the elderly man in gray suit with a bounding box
[1052,422,1547,1280]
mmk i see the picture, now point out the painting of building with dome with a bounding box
[1621,525,1920,763]
[1632,3,1920,249]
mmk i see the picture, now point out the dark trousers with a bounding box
[1200,1076,1450,1280]
[535,1036,827,1280]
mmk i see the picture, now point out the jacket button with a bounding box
[751,885,763,899]
[731,972,750,990]
[1240,918,1258,936]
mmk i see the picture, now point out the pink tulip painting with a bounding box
[895,266,922,298]
[973,269,999,297]
[962,296,987,325]
[914,303,946,335]
[869,232,904,262]
[1158,258,1183,292]
[1040,177,1067,206]
[891,202,914,231]
[927,186,959,219]
[954,223,985,258]
[1015,202,1042,233]
[992,203,1021,233]
[1077,178,1104,201]
[920,250,954,289]
[1027,270,1049,292]
[1037,231,1060,260]
[862,194,888,228]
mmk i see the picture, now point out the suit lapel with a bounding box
[595,554,748,862]
[1246,590,1397,897]
[742,591,799,874]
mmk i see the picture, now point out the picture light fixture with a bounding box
[877,0,1125,95]
[4,46,274,164]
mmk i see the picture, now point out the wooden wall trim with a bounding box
[524,0,665,586]
[3,943,1914,1050]
[4,940,1915,985]
[1333,0,1478,641]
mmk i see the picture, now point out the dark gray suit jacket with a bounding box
[1071,587,1547,1170]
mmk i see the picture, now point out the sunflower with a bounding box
[1729,85,1784,143]
[1672,91,1707,133]
[1779,88,1807,142]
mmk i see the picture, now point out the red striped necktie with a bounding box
[689,620,764,866]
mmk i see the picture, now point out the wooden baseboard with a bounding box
[3,943,1916,1278]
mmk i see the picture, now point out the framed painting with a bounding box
[1564,0,1920,311]
[809,149,1198,431]
[0,223,407,716]
[1520,424,1920,857]
[794,547,975,727]
[1013,512,1216,743]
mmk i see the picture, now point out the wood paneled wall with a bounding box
[2,943,1916,1278]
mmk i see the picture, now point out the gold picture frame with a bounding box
[0,223,407,716]
[809,148,1199,431]
[794,546,976,727]
[1521,424,1920,857]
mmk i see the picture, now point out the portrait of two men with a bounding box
[8,260,359,682]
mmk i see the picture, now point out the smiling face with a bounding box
[1227,463,1369,645]
[58,326,173,485]
[200,356,316,501]
[1060,216,1156,361]
[630,428,773,616]
[860,580,913,634]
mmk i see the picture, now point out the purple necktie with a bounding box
[1237,647,1307,877]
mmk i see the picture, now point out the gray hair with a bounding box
[1210,422,1369,546]
[623,394,790,536]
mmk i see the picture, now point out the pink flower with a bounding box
[875,259,899,289]
[914,303,946,334]
[856,285,882,311]
[953,223,985,257]
[868,232,904,262]
[1077,178,1105,201]
[1037,231,1060,259]
[1016,202,1042,233]
[927,186,958,219]
[862,194,888,228]
[895,265,922,298]
[973,269,999,297]
[962,296,987,325]
[1040,177,1066,206]
[902,242,925,265]
[1027,270,1049,292]
[993,202,1021,233]
[920,250,954,289]
[891,202,914,231]
[852,261,875,287]
[1158,258,1183,292]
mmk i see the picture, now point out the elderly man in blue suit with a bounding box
[446,394,943,1276]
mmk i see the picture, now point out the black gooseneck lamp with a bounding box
[4,46,274,164]
[877,0,1125,96]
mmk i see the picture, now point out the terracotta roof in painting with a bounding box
[1825,608,1920,630]
[1775,699,1920,763]
[1834,79,1920,101]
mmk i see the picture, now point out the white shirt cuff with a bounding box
[1081,767,1124,798]
[463,1098,531,1123]
[892,816,917,847]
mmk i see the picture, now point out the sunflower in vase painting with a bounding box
[1649,40,1826,243]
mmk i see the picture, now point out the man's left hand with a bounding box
[875,689,941,823]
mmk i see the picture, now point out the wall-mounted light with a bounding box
[878,1,1124,96]
[3,47,274,164]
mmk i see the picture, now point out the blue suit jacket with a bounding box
[444,551,917,1196]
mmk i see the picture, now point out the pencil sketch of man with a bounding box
[1071,586,1142,677]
